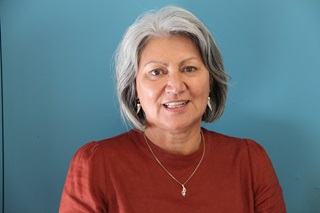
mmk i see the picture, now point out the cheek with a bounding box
[193,76,210,96]
[203,75,211,95]
[136,79,161,101]
[135,76,147,99]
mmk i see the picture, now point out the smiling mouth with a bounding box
[163,101,189,108]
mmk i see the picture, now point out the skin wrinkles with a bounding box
[136,35,210,155]
[143,57,201,69]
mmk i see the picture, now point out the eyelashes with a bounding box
[148,66,198,77]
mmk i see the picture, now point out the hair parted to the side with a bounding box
[115,6,228,131]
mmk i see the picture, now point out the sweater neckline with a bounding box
[131,128,207,170]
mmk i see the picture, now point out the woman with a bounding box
[59,6,286,212]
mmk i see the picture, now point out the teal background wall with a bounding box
[1,0,319,212]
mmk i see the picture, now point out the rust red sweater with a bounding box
[59,128,286,212]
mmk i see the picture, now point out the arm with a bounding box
[246,139,286,213]
[59,142,108,213]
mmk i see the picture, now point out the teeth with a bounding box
[164,101,188,108]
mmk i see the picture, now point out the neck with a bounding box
[144,126,202,155]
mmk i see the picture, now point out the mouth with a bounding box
[163,101,189,109]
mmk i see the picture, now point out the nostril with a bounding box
[165,80,187,94]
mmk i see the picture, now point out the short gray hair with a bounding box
[115,6,228,131]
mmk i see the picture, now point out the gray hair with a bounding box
[115,6,228,131]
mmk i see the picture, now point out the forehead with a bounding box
[139,35,202,63]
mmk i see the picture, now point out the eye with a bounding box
[183,66,197,72]
[150,69,163,76]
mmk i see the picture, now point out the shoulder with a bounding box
[202,128,268,161]
[71,141,100,162]
[73,129,141,160]
[97,129,141,151]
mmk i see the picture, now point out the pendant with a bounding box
[181,185,187,197]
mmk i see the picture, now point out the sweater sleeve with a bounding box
[246,139,286,213]
[59,142,108,213]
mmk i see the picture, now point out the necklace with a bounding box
[143,131,205,197]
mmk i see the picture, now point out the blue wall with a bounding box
[1,0,319,212]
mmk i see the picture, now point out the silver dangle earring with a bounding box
[207,97,213,111]
[136,99,141,114]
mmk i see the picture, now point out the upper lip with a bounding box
[163,100,189,107]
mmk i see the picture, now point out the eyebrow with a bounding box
[179,57,201,66]
[143,60,168,68]
[143,57,200,68]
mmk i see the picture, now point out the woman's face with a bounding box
[136,35,210,132]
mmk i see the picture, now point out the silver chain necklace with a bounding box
[143,131,205,197]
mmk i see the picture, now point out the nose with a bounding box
[165,71,187,95]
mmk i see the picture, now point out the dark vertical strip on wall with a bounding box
[0,20,4,213]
